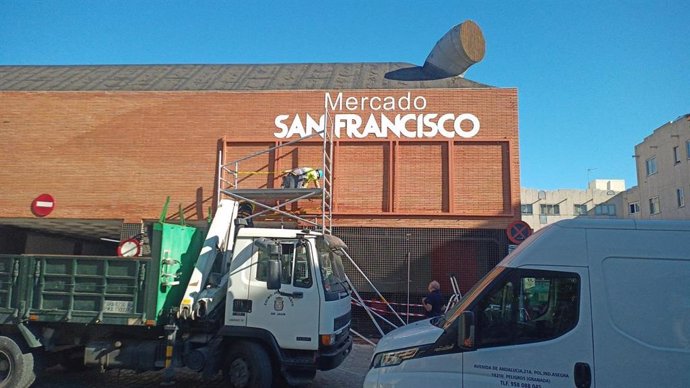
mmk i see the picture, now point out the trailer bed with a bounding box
[0,254,157,326]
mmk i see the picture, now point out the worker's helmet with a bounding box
[317,169,323,178]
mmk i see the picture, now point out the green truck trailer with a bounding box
[0,199,352,387]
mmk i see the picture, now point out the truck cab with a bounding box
[222,228,352,385]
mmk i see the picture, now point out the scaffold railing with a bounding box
[216,107,335,234]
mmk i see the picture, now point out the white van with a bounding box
[364,218,690,388]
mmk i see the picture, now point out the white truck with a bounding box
[180,199,353,387]
[364,218,690,388]
[0,199,352,387]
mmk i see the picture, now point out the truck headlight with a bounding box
[371,347,419,368]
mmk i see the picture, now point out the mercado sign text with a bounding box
[274,92,480,139]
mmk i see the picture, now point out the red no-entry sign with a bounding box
[31,194,55,217]
[506,220,532,244]
[117,238,141,257]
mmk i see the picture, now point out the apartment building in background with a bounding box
[521,179,625,231]
[523,113,690,229]
[624,114,690,219]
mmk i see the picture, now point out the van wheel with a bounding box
[224,342,272,388]
[0,336,35,388]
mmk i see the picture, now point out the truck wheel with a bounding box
[0,336,35,388]
[224,342,272,388]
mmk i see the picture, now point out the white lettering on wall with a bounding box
[273,92,480,139]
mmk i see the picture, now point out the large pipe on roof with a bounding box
[423,20,486,78]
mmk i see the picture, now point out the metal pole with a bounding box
[350,328,376,346]
[234,161,239,189]
[216,150,222,206]
[322,105,327,233]
[341,249,406,326]
[406,251,410,325]
[344,273,386,337]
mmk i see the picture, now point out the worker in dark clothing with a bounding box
[281,167,323,189]
[422,280,443,318]
[237,201,255,227]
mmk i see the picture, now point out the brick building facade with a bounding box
[0,64,519,303]
[1,87,518,228]
[1,22,520,317]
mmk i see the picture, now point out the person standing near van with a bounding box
[422,280,443,318]
[282,167,322,189]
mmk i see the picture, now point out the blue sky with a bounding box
[2,1,689,190]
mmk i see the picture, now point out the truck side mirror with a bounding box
[457,311,475,349]
[267,259,281,290]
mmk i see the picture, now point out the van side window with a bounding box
[474,270,579,348]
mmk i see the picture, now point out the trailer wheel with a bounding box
[224,342,272,388]
[0,336,35,388]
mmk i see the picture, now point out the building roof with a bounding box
[0,63,492,92]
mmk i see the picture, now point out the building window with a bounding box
[629,202,640,214]
[649,197,660,215]
[687,140,690,159]
[674,146,681,164]
[521,204,533,215]
[594,204,616,216]
[677,188,685,208]
[540,204,560,216]
[573,204,588,215]
[645,157,657,176]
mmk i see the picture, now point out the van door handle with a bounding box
[574,362,592,388]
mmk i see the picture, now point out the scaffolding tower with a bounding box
[217,110,334,234]
[215,109,409,341]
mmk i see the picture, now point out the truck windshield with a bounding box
[316,237,349,301]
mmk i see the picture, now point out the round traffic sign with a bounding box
[506,220,533,244]
[31,193,55,217]
[117,238,141,257]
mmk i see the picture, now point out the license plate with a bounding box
[103,300,134,314]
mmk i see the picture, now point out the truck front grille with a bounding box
[334,311,351,332]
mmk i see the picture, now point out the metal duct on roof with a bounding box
[423,20,486,78]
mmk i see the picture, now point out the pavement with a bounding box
[313,342,374,387]
[33,342,375,387]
